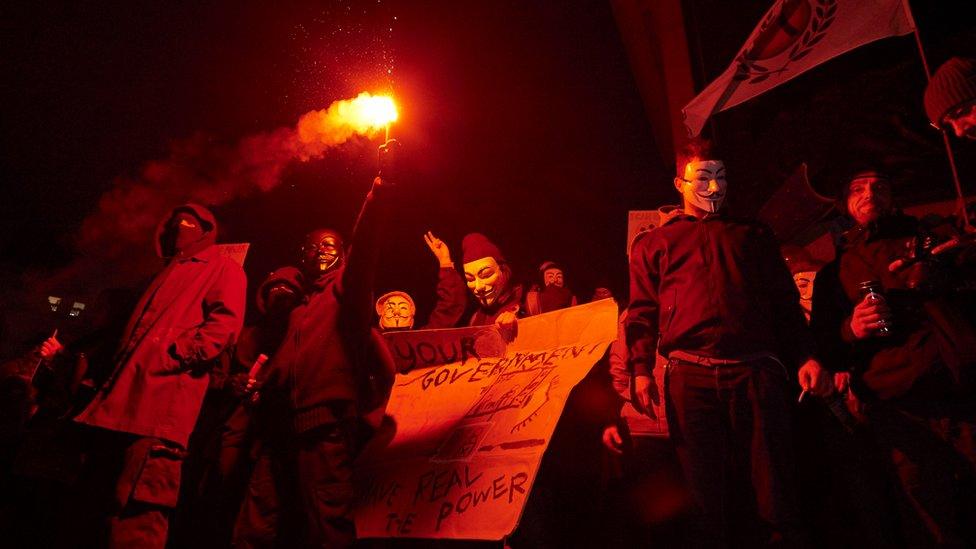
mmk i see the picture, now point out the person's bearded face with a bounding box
[379,295,415,330]
[846,175,893,227]
[463,256,509,307]
[677,160,727,214]
[542,268,564,288]
[301,230,343,277]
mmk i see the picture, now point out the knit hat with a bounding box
[924,57,976,126]
[374,290,415,316]
[461,233,505,264]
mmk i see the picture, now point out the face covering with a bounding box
[163,212,206,257]
[378,294,416,330]
[542,268,564,288]
[302,230,344,277]
[679,160,727,214]
[463,256,509,307]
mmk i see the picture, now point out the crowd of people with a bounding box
[1,57,976,549]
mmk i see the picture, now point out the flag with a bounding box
[682,0,915,137]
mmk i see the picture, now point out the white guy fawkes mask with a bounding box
[301,230,343,277]
[376,293,416,330]
[678,160,727,214]
[542,268,564,288]
[793,270,817,318]
[463,256,509,308]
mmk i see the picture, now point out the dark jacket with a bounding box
[810,213,976,401]
[264,185,392,434]
[233,266,304,375]
[74,204,247,447]
[625,213,813,377]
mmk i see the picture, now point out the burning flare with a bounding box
[297,92,398,156]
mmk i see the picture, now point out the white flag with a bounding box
[682,0,915,137]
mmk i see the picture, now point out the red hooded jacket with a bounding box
[74,204,247,447]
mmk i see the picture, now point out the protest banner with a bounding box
[355,298,618,540]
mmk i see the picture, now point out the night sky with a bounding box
[2,0,974,354]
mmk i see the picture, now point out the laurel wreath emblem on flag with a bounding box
[682,0,914,137]
[733,0,838,84]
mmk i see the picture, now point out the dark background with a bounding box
[1,0,974,354]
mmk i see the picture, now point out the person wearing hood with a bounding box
[237,144,397,548]
[374,231,466,333]
[237,267,305,369]
[171,266,304,549]
[68,204,246,547]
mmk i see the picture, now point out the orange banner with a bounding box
[354,299,618,540]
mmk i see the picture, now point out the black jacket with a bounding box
[810,213,976,401]
[626,213,813,377]
[264,184,393,433]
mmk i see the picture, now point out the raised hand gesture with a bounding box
[424,231,454,268]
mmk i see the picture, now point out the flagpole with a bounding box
[901,0,971,229]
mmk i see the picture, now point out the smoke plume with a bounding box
[36,92,397,295]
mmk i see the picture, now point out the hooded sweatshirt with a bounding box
[234,266,304,370]
[262,184,394,434]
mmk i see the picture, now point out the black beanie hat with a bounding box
[924,57,976,126]
[837,166,891,215]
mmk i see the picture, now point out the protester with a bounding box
[780,241,907,547]
[171,266,304,549]
[374,231,466,334]
[237,147,397,548]
[461,232,525,329]
[60,204,247,547]
[925,56,976,140]
[809,166,976,546]
[231,267,307,547]
[781,245,824,323]
[626,138,831,547]
[525,260,578,315]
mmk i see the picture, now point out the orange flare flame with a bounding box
[296,92,398,155]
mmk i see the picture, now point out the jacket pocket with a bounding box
[130,444,185,508]
[152,342,182,375]
[661,289,677,338]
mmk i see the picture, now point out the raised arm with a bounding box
[422,231,467,329]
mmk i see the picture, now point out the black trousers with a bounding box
[665,357,806,548]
